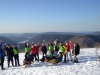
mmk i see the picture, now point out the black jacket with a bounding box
[41,45,47,53]
[73,44,80,55]
[54,45,59,52]
[5,47,14,57]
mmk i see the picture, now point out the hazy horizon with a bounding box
[0,0,100,33]
[0,31,100,34]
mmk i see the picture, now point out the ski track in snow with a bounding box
[0,48,100,75]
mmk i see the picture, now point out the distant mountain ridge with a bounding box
[0,36,18,46]
[28,34,75,44]
[69,35,100,48]
[0,31,100,49]
[43,31,100,35]
[28,34,100,48]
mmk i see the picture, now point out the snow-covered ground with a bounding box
[0,48,100,75]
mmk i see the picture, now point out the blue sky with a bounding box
[0,0,100,33]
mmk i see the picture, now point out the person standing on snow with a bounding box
[72,43,80,63]
[41,43,47,58]
[53,40,59,56]
[30,44,38,62]
[65,41,73,61]
[12,45,20,66]
[35,43,40,62]
[58,43,65,60]
[24,40,30,54]
[48,43,54,55]
[43,40,54,55]
[5,44,14,67]
[0,40,5,70]
[63,44,67,63]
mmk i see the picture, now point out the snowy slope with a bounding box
[0,48,100,75]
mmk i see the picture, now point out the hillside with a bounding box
[1,32,100,49]
[0,36,18,46]
[69,35,100,48]
[0,36,25,51]
[28,34,100,48]
[28,34,75,43]
[6,37,27,43]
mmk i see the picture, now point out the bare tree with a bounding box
[94,43,100,64]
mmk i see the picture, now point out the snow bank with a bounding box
[0,48,100,75]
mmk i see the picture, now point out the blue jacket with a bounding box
[0,42,5,58]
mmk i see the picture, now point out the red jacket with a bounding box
[69,42,73,47]
[65,44,70,52]
[30,47,36,54]
[35,45,40,54]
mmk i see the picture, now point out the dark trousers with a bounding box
[14,54,20,66]
[31,54,37,61]
[0,58,4,69]
[36,53,39,61]
[42,52,47,57]
[7,56,14,67]
[64,53,67,62]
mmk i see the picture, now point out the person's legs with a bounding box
[37,53,39,61]
[64,53,67,62]
[69,51,73,61]
[42,52,44,57]
[30,54,33,61]
[10,56,14,66]
[75,55,78,63]
[54,51,58,56]
[17,55,20,66]
[36,53,39,61]
[44,52,47,56]
[14,55,17,66]
[66,52,69,61]
[33,54,37,61]
[32,54,34,61]
[1,58,5,70]
[7,56,10,67]
[74,55,78,63]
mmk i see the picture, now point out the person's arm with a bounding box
[32,41,34,46]
[4,44,7,50]
[78,45,80,54]
[37,43,41,48]
[43,40,48,48]
[15,46,19,53]
[0,40,2,48]
[41,46,43,52]
[24,40,27,47]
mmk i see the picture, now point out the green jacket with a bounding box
[13,48,18,55]
[59,45,65,53]
[47,52,52,57]
[25,46,30,53]
[48,45,53,51]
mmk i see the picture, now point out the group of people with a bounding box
[23,39,80,66]
[0,39,80,70]
[0,40,20,70]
